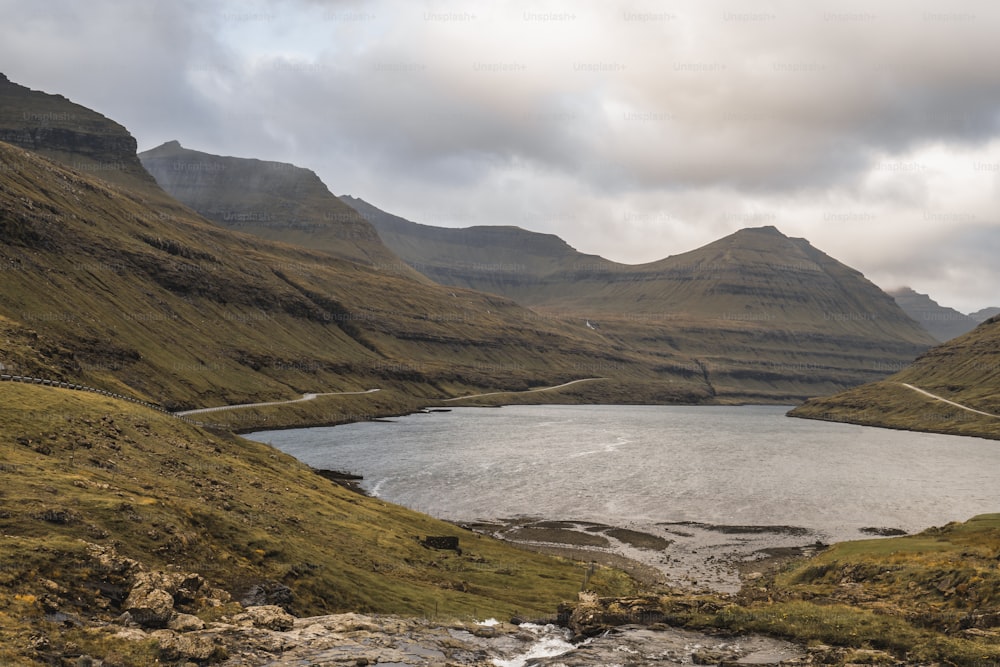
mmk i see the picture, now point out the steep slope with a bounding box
[139,141,412,270]
[888,286,978,342]
[790,315,1000,439]
[970,306,1000,323]
[3,140,689,414]
[346,197,936,401]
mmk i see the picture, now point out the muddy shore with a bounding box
[460,517,833,594]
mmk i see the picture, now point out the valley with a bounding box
[1,64,998,667]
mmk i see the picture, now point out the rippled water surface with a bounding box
[249,405,999,544]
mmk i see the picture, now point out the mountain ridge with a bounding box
[139,141,415,271]
[888,286,979,342]
[971,306,1000,322]
[341,196,936,401]
[0,72,159,192]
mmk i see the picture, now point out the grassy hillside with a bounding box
[3,139,716,415]
[728,513,1000,664]
[0,382,634,664]
[790,316,1000,440]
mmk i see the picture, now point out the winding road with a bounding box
[174,378,605,415]
[174,389,381,416]
[898,382,1000,419]
[441,377,605,402]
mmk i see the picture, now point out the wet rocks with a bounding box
[562,592,669,639]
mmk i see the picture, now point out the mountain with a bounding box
[790,315,1000,440]
[4,139,676,417]
[139,141,414,271]
[345,197,937,401]
[888,286,978,342]
[342,194,616,299]
[1,73,719,422]
[0,70,934,412]
[971,306,1000,323]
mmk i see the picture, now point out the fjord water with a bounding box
[249,405,997,542]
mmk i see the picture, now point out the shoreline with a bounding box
[459,517,832,595]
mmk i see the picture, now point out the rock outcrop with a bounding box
[0,72,158,191]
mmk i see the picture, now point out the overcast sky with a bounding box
[2,0,998,312]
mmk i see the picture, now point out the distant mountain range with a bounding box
[971,307,1000,322]
[342,196,937,401]
[790,314,1000,440]
[0,70,947,411]
[888,287,980,342]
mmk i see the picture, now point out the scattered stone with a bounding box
[693,648,738,664]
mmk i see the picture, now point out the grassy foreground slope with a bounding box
[729,514,1000,664]
[790,315,1000,440]
[0,382,633,663]
[568,515,1000,665]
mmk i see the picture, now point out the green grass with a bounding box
[0,383,636,663]
[791,317,1000,440]
[668,515,1000,665]
[557,515,1000,665]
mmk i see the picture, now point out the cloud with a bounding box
[0,0,997,311]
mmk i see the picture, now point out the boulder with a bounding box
[131,571,206,605]
[151,629,227,662]
[123,587,174,628]
[240,581,292,609]
[234,605,296,631]
[168,613,206,632]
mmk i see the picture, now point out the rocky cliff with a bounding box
[0,72,158,192]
